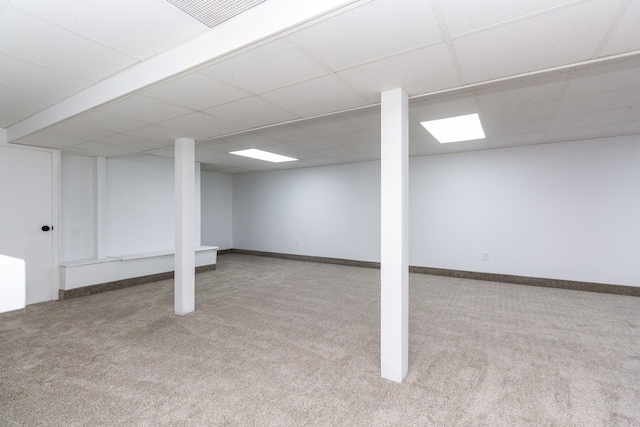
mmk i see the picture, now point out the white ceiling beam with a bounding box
[6,0,368,143]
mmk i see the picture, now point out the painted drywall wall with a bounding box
[201,171,233,249]
[410,135,640,287]
[233,162,381,262]
[232,135,640,287]
[60,155,94,261]
[106,154,201,256]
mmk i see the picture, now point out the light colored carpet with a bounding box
[1,254,639,426]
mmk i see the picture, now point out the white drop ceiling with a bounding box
[2,0,639,174]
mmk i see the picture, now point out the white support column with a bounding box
[175,138,195,315]
[380,88,409,383]
[93,156,106,259]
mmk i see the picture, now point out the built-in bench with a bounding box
[59,246,218,299]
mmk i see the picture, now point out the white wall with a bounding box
[410,135,640,287]
[233,162,381,262]
[201,171,233,249]
[232,135,640,287]
[60,155,94,261]
[105,154,201,256]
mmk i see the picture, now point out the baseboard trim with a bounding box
[228,249,639,297]
[58,264,216,300]
[230,249,381,270]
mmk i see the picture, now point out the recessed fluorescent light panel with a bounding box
[421,113,486,143]
[166,0,266,28]
[230,148,297,163]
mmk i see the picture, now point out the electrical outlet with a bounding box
[482,251,489,261]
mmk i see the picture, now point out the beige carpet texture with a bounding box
[1,254,639,426]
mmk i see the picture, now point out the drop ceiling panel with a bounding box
[15,132,85,149]
[94,134,171,151]
[555,88,640,117]
[144,72,249,110]
[437,0,584,37]
[563,58,640,97]
[125,124,206,143]
[288,138,340,151]
[203,96,300,129]
[599,0,640,56]
[409,92,477,121]
[480,100,559,128]
[484,118,548,138]
[12,0,209,60]
[453,1,619,84]
[488,132,545,148]
[0,7,138,82]
[160,111,245,137]
[547,108,628,130]
[327,130,378,146]
[44,123,115,141]
[602,120,640,136]
[260,75,368,117]
[202,38,328,93]
[544,125,606,142]
[338,43,461,103]
[67,111,148,133]
[288,0,443,70]
[296,116,364,137]
[101,95,192,123]
[475,73,568,111]
[0,53,92,99]
[0,84,59,117]
[254,126,317,143]
[0,105,31,128]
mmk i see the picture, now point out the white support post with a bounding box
[93,156,106,259]
[175,138,195,315]
[380,88,409,383]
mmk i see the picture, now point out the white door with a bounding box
[0,145,57,304]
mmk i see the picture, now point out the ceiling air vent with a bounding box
[165,0,266,28]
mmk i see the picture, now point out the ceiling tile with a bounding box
[254,126,317,143]
[0,104,31,127]
[261,75,368,118]
[475,73,568,111]
[44,122,115,141]
[563,57,640,97]
[488,132,546,148]
[547,108,628,130]
[338,43,461,103]
[409,91,478,121]
[453,1,619,84]
[342,108,381,134]
[94,134,170,151]
[202,38,327,93]
[333,153,379,163]
[12,0,208,60]
[67,111,148,133]
[296,115,364,137]
[210,133,280,150]
[327,131,378,146]
[160,111,245,138]
[599,0,640,56]
[480,100,559,128]
[14,132,85,149]
[288,0,442,70]
[0,6,137,82]
[203,96,300,129]
[125,124,206,143]
[101,95,192,123]
[289,138,340,150]
[555,88,640,117]
[313,145,358,157]
[144,72,249,110]
[484,118,548,138]
[543,125,606,142]
[602,120,640,137]
[437,0,582,37]
[0,53,92,99]
[0,84,59,114]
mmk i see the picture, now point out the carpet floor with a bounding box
[1,254,639,426]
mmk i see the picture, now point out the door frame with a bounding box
[1,142,60,302]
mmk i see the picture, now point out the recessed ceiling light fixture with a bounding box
[420,113,486,143]
[230,148,297,163]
